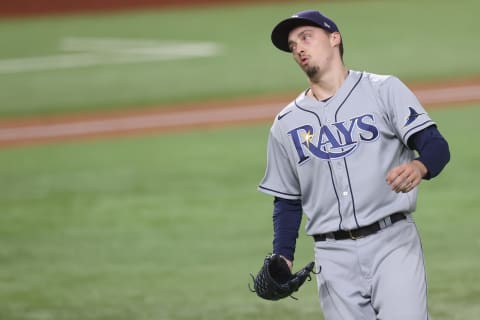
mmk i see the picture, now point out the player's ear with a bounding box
[330,32,342,47]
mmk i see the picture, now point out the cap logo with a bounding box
[323,22,331,28]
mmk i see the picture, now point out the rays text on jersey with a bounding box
[288,114,379,163]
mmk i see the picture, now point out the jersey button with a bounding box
[342,191,349,196]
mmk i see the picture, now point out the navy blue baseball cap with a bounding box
[271,10,340,52]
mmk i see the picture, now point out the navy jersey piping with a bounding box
[258,185,301,197]
[403,120,434,142]
[328,161,343,230]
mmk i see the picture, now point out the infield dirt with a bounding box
[0,77,479,148]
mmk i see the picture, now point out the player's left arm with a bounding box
[386,125,450,193]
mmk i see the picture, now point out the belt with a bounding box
[313,212,407,241]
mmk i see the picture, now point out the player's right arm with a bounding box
[258,116,303,268]
[273,196,303,268]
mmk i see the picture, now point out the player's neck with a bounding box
[308,65,348,101]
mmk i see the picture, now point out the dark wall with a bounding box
[0,0,287,17]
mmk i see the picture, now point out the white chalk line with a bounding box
[0,37,222,74]
[0,84,479,144]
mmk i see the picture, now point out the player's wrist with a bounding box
[412,159,428,178]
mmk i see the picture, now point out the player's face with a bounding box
[287,26,338,78]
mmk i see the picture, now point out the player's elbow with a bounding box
[421,138,450,180]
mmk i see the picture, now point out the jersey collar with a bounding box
[295,70,363,109]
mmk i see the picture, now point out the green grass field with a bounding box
[0,0,478,117]
[1,105,479,320]
[1,0,480,319]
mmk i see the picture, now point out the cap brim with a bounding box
[271,18,321,52]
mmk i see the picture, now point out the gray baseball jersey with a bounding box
[258,70,435,235]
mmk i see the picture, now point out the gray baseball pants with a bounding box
[314,214,429,319]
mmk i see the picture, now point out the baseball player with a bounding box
[257,10,450,319]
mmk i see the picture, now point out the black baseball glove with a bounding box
[249,254,316,300]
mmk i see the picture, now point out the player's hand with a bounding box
[386,160,428,193]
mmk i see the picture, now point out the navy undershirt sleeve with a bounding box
[407,125,450,180]
[272,197,303,261]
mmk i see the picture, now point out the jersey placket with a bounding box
[322,110,358,230]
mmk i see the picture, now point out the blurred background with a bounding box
[0,1,479,319]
